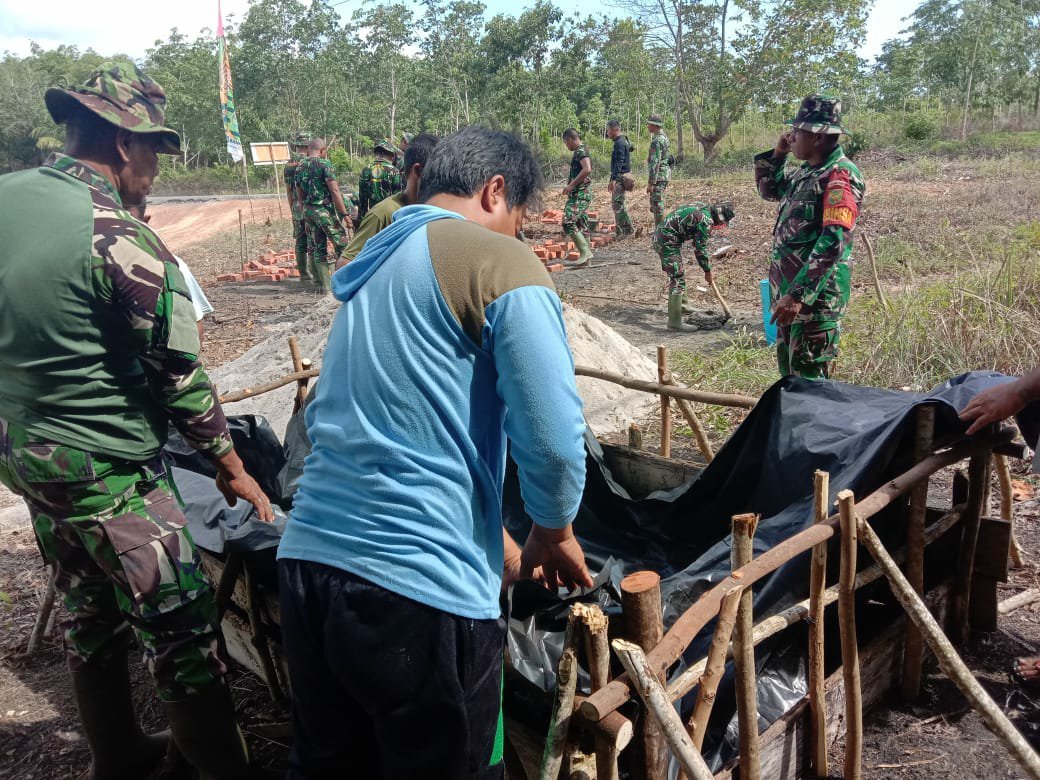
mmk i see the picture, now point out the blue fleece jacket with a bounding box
[277,204,587,619]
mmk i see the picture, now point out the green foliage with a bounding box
[903,113,938,140]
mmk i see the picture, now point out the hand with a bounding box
[775,131,793,156]
[646,184,653,195]
[519,525,593,592]
[770,293,804,325]
[213,450,275,522]
[607,180,615,194]
[704,270,713,286]
[960,381,1029,435]
[562,185,572,196]
[503,546,547,591]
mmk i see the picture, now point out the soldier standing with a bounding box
[395,132,413,185]
[755,94,865,380]
[357,138,402,221]
[296,137,352,294]
[606,119,634,237]
[0,61,274,779]
[285,130,313,283]
[653,202,735,331]
[561,128,594,267]
[645,114,671,226]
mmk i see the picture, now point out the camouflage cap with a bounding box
[292,130,313,147]
[710,201,735,224]
[375,137,400,155]
[400,132,414,145]
[646,114,665,127]
[45,60,181,154]
[787,93,844,135]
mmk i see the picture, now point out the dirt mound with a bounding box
[149,198,285,252]
[212,300,656,438]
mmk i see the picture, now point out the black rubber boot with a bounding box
[161,680,251,780]
[666,292,697,332]
[70,652,169,780]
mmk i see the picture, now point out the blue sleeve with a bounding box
[483,286,587,528]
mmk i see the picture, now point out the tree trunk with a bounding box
[700,137,718,161]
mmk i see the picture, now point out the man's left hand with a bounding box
[960,381,1028,435]
[771,294,804,325]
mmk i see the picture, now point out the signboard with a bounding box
[249,142,292,167]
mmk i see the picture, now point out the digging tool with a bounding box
[708,246,735,321]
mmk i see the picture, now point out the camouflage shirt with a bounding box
[295,155,338,209]
[568,144,592,191]
[654,204,713,271]
[647,131,671,185]
[357,159,403,220]
[0,153,232,459]
[284,152,304,218]
[755,145,865,313]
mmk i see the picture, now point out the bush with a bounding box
[903,114,937,141]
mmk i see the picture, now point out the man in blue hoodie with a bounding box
[277,126,592,779]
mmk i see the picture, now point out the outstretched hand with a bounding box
[214,450,275,522]
[519,525,593,593]
[959,381,1028,435]
[770,293,803,325]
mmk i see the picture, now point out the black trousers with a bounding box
[278,559,506,780]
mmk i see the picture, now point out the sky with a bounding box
[0,0,916,62]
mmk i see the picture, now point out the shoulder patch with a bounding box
[822,168,858,230]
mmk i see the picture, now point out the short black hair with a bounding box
[404,133,439,172]
[64,105,120,159]
[820,133,841,153]
[562,127,580,141]
[606,119,621,131]
[419,126,543,210]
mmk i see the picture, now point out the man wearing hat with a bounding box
[0,61,275,779]
[286,130,314,283]
[606,119,635,237]
[755,93,865,380]
[296,136,352,294]
[645,114,671,226]
[652,202,736,331]
[395,131,413,182]
[357,138,403,221]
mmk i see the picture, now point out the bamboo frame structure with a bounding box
[541,616,580,780]
[622,571,667,779]
[807,470,829,777]
[731,513,761,780]
[686,587,742,753]
[837,491,862,780]
[658,347,672,459]
[902,404,935,701]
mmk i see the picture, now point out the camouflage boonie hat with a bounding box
[646,114,665,127]
[400,132,414,145]
[45,60,181,154]
[710,201,735,224]
[292,131,313,147]
[375,138,400,155]
[787,93,844,135]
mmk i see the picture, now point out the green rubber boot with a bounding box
[161,680,252,780]
[680,293,694,314]
[313,260,333,295]
[667,292,696,332]
[565,231,594,268]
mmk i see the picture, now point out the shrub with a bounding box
[903,114,937,141]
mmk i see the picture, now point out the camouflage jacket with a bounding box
[0,154,232,459]
[647,131,671,185]
[284,153,304,217]
[654,204,713,271]
[755,145,865,312]
[357,159,403,219]
[295,155,338,209]
[568,144,592,190]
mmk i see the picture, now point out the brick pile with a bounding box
[216,250,301,283]
[529,209,617,272]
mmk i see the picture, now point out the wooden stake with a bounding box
[953,453,991,645]
[808,470,829,777]
[573,604,617,780]
[574,365,757,409]
[612,639,715,780]
[902,404,935,701]
[541,617,581,780]
[837,490,862,780]
[238,209,245,272]
[628,423,643,449]
[621,571,667,779]
[708,277,733,321]
[660,369,715,463]
[994,453,1025,568]
[686,586,742,752]
[219,368,321,404]
[287,336,310,414]
[731,513,761,780]
[855,515,1040,780]
[26,565,58,654]
[657,346,671,459]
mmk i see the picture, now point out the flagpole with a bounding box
[217,0,254,224]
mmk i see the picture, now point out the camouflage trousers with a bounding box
[304,205,349,288]
[611,187,633,235]
[653,239,687,294]
[649,181,669,218]
[292,213,311,280]
[777,319,841,380]
[0,419,225,701]
[563,188,593,234]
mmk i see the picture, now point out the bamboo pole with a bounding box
[686,586,742,752]
[573,604,617,780]
[660,370,714,463]
[658,346,671,459]
[287,336,311,414]
[541,617,581,780]
[837,490,862,780]
[621,571,667,779]
[731,513,761,780]
[807,470,829,777]
[612,639,715,780]
[902,405,935,701]
[952,453,991,644]
[994,453,1025,568]
[574,365,758,409]
[238,209,245,271]
[219,368,321,404]
[855,515,1040,780]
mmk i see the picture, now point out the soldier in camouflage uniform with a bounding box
[0,61,275,779]
[395,132,413,183]
[652,202,736,331]
[357,138,403,221]
[295,137,352,294]
[561,128,595,267]
[285,130,314,282]
[646,114,671,226]
[755,94,866,379]
[607,119,635,237]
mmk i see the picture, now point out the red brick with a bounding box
[547,264,564,273]
[567,250,580,260]
[216,273,241,282]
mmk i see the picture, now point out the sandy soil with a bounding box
[148,197,287,252]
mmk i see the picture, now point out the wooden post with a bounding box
[628,423,643,450]
[660,369,715,463]
[657,346,671,459]
[574,604,617,780]
[273,161,284,222]
[807,470,829,777]
[856,515,1040,780]
[612,639,715,780]
[731,513,761,780]
[621,571,667,780]
[837,490,862,780]
[994,453,1025,568]
[26,565,58,654]
[708,277,733,321]
[287,336,311,414]
[953,453,992,645]
[541,617,580,780]
[238,209,245,272]
[902,405,935,701]
[686,586,742,752]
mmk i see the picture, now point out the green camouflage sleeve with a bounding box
[692,220,712,272]
[754,149,790,201]
[91,199,233,456]
[647,137,662,184]
[388,165,402,194]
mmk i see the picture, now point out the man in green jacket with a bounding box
[645,114,671,226]
[285,130,314,282]
[0,61,274,780]
[296,137,352,293]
